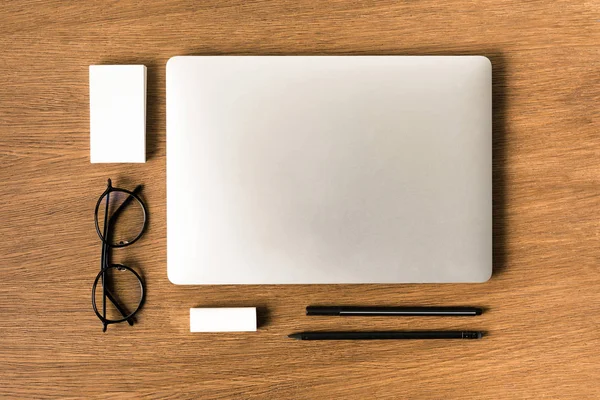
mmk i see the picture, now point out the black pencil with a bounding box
[306,306,483,317]
[288,331,483,340]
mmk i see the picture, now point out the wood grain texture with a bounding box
[0,0,598,398]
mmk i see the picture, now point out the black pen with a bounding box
[306,306,483,317]
[289,331,484,340]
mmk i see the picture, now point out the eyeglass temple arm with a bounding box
[101,185,142,326]
[101,236,134,326]
[100,184,144,330]
[100,190,111,330]
[100,230,134,326]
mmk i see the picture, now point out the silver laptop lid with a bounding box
[167,56,492,284]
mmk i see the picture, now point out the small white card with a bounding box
[190,308,257,332]
[89,65,146,163]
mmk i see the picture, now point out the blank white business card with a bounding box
[190,308,257,332]
[89,65,146,163]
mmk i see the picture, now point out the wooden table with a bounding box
[1,1,598,398]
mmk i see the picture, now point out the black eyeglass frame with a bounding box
[92,179,148,332]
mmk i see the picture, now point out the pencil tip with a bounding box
[288,333,302,339]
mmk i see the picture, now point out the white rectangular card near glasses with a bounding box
[166,56,492,284]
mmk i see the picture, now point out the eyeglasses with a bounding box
[92,179,147,332]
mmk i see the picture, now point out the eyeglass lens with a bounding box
[97,190,145,246]
[94,265,143,322]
